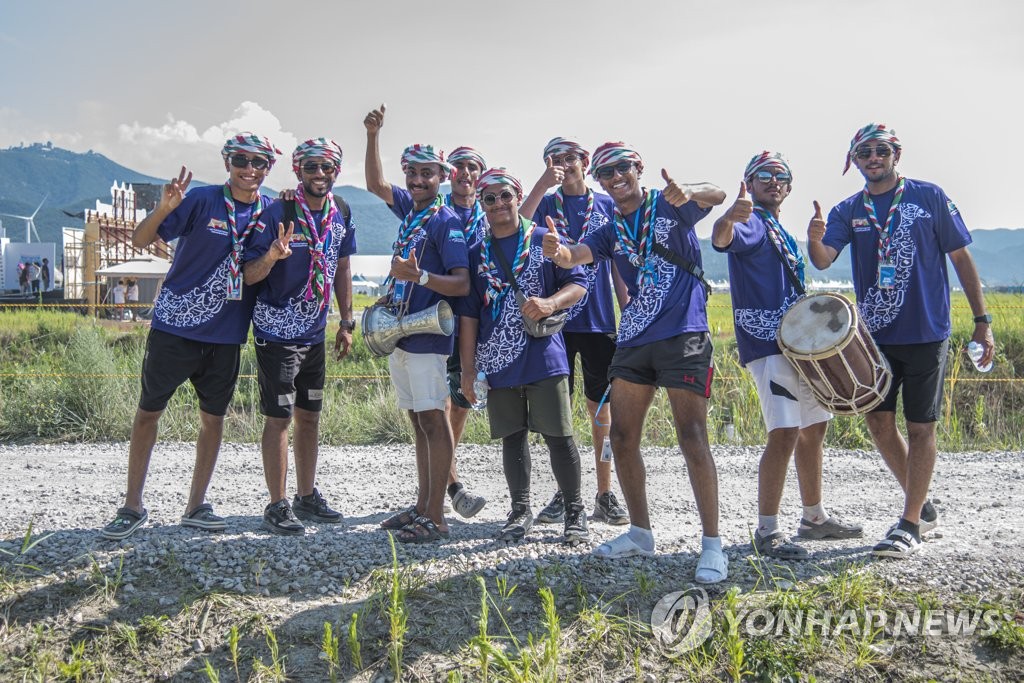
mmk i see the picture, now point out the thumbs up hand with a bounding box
[364,103,387,133]
[661,168,693,207]
[542,216,566,265]
[807,201,826,242]
[539,155,565,190]
[724,181,753,224]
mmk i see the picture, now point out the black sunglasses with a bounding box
[855,145,893,160]
[595,161,634,180]
[229,154,270,170]
[302,162,337,174]
[482,190,516,206]
[754,170,792,184]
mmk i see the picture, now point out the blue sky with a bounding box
[1,0,1021,236]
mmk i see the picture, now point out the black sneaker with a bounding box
[593,491,629,525]
[563,501,590,545]
[536,491,565,524]
[263,500,305,536]
[293,488,343,524]
[498,505,533,542]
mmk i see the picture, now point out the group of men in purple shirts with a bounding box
[100,117,995,587]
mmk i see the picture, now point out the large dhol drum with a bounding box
[776,293,891,415]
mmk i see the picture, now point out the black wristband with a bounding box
[339,319,356,331]
[973,314,992,324]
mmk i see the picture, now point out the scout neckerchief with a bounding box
[223,183,265,299]
[386,194,442,303]
[754,206,805,289]
[445,193,485,241]
[862,175,905,287]
[612,188,658,288]
[551,187,595,244]
[294,185,338,311]
[480,216,535,319]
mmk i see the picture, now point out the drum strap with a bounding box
[651,243,712,303]
[763,230,806,296]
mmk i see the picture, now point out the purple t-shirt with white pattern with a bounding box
[457,227,586,389]
[242,197,357,345]
[388,185,470,355]
[582,193,711,348]
[152,184,268,344]
[823,178,971,345]
[533,191,617,334]
[714,212,802,366]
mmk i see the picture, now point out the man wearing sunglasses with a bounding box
[712,151,863,560]
[520,137,630,529]
[102,133,279,540]
[808,123,995,559]
[458,168,588,544]
[363,105,471,543]
[542,142,729,583]
[240,138,356,535]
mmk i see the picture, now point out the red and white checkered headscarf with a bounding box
[401,144,452,175]
[744,151,792,181]
[476,168,523,196]
[221,132,281,167]
[590,142,643,179]
[448,146,487,173]
[292,138,343,177]
[543,137,590,172]
[844,123,901,175]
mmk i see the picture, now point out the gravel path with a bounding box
[3,441,1023,599]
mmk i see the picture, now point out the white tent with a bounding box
[94,256,171,278]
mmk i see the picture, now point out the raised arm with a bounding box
[363,104,393,205]
[662,169,726,210]
[519,156,564,218]
[133,166,192,248]
[542,217,596,267]
[806,200,838,270]
[711,182,753,249]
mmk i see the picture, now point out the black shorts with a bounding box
[255,339,326,418]
[446,349,472,410]
[872,339,949,423]
[563,331,616,402]
[139,329,240,416]
[609,331,714,398]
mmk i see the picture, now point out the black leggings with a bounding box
[502,429,581,508]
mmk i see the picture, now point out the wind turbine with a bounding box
[0,194,48,243]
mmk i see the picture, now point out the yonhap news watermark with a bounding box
[651,587,1008,655]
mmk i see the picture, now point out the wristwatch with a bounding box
[339,319,356,332]
[418,269,430,286]
[973,314,993,324]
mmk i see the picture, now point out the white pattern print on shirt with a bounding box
[563,211,610,321]
[616,216,678,343]
[154,256,230,328]
[858,203,931,332]
[475,241,545,375]
[735,290,803,342]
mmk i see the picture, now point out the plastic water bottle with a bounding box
[967,341,993,373]
[600,436,613,462]
[472,371,489,410]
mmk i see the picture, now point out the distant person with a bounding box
[243,138,356,535]
[112,279,126,319]
[543,142,729,583]
[101,133,279,541]
[126,279,140,321]
[363,104,470,543]
[459,168,588,544]
[28,262,41,293]
[520,137,630,528]
[808,123,995,558]
[712,151,862,560]
[18,264,29,294]
[41,258,51,291]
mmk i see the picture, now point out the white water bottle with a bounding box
[967,341,993,373]
[472,371,489,410]
[600,436,613,462]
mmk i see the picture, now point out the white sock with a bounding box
[628,525,655,552]
[701,535,722,553]
[803,502,828,524]
[757,515,779,537]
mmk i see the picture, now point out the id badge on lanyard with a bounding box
[877,262,896,289]
[226,244,244,300]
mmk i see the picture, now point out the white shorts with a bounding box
[746,354,832,432]
[388,348,448,413]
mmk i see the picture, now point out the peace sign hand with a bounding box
[161,166,193,211]
[271,221,294,260]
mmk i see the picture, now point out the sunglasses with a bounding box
[854,145,893,160]
[302,162,337,174]
[753,170,792,184]
[594,161,634,180]
[481,190,517,206]
[229,154,270,170]
[550,153,579,165]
